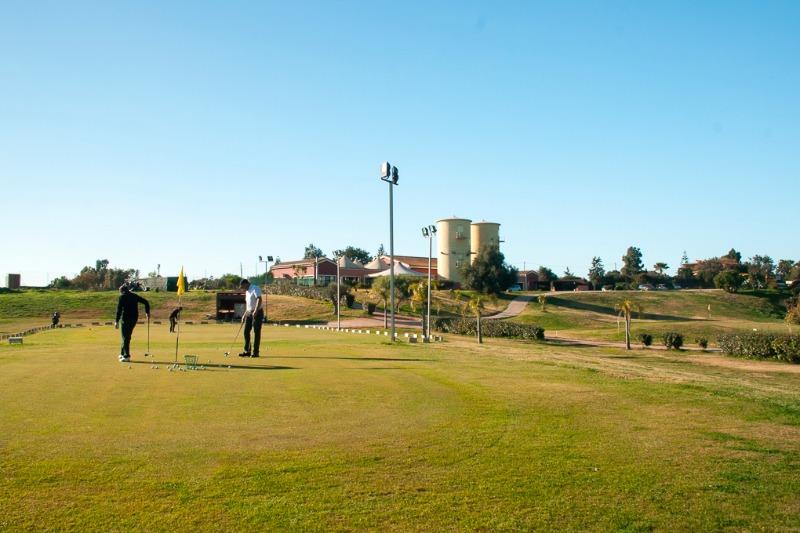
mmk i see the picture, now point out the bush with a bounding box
[696,337,709,350]
[432,318,544,341]
[771,336,800,363]
[717,332,800,363]
[662,331,684,350]
[267,281,332,302]
[638,333,653,347]
[344,293,355,308]
[714,270,743,293]
[366,302,376,315]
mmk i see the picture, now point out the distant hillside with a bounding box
[513,289,792,345]
[0,289,362,335]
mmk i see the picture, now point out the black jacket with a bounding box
[115,292,150,323]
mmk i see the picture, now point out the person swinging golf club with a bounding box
[114,284,150,362]
[169,306,182,333]
[239,278,263,357]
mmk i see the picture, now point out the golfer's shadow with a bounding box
[276,356,434,362]
[132,360,295,371]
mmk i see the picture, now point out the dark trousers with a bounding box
[120,321,136,357]
[169,317,177,332]
[243,309,264,355]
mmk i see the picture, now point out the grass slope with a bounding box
[514,289,792,345]
[1,326,799,530]
[0,290,362,335]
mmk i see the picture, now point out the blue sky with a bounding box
[1,1,798,285]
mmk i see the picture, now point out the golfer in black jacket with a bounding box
[169,306,182,333]
[115,285,150,362]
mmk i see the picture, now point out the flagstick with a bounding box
[175,266,186,364]
[175,294,182,363]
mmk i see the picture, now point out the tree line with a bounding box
[50,260,139,291]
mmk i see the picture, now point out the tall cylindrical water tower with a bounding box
[437,217,472,284]
[470,221,501,262]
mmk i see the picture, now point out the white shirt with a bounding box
[245,285,262,313]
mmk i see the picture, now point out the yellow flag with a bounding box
[177,266,186,297]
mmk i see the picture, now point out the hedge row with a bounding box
[717,333,800,363]
[432,318,544,340]
[264,282,330,302]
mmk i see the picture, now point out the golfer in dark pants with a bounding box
[169,306,182,333]
[114,285,150,362]
[239,279,264,357]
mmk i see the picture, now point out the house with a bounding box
[137,275,185,292]
[270,257,377,285]
[517,271,540,291]
[377,255,437,277]
[684,257,741,276]
[270,254,438,286]
[553,276,592,291]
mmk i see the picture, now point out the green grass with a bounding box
[514,289,793,345]
[1,325,799,530]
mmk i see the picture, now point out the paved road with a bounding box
[332,295,536,328]
[484,295,535,320]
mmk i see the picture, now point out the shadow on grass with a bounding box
[275,355,435,362]
[543,338,604,349]
[131,360,295,371]
[546,296,700,322]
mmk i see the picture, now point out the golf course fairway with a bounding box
[1,324,799,531]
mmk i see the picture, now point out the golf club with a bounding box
[223,320,244,357]
[144,316,151,357]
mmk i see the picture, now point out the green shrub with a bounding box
[432,318,544,341]
[718,332,800,363]
[714,270,743,293]
[267,281,331,302]
[696,337,709,350]
[717,333,775,359]
[638,333,653,347]
[366,302,377,315]
[662,331,684,350]
[771,336,800,363]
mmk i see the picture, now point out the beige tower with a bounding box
[436,217,472,284]
[470,221,501,262]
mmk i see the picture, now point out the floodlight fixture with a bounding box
[258,255,262,261]
[267,255,274,262]
[429,225,437,234]
[380,161,392,179]
[422,227,429,237]
[391,166,399,184]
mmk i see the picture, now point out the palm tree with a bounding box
[653,262,669,275]
[371,279,391,328]
[463,293,492,344]
[615,299,642,350]
[409,280,428,333]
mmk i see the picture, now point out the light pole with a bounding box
[259,255,273,322]
[421,225,437,340]
[380,162,399,341]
